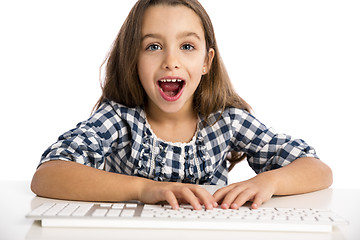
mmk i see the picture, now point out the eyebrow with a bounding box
[141,31,201,41]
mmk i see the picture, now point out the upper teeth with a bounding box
[159,79,182,83]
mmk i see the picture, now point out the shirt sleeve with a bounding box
[230,108,319,174]
[39,103,125,169]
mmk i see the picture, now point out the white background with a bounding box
[1,0,359,189]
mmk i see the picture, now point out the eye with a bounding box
[181,43,195,51]
[146,44,162,51]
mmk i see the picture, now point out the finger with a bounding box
[231,189,259,209]
[251,194,266,209]
[191,186,216,209]
[177,187,202,210]
[164,190,179,210]
[220,186,248,209]
[213,185,235,203]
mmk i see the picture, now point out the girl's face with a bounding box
[138,5,214,116]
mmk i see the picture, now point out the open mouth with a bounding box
[157,78,185,101]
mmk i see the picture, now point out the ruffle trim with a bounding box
[134,130,217,184]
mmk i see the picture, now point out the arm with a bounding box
[31,160,217,210]
[31,160,142,202]
[213,157,333,209]
[262,157,332,195]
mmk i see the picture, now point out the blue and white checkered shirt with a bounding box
[40,100,318,185]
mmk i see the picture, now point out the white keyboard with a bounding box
[26,202,348,232]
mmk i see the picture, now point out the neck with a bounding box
[145,101,198,143]
[145,101,197,125]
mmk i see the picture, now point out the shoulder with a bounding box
[200,107,253,126]
[197,107,250,137]
[93,100,146,127]
[198,107,264,140]
[74,101,146,143]
[225,107,252,120]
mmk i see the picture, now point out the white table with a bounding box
[1,180,359,240]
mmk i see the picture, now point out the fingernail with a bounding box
[221,203,228,209]
[252,203,258,209]
[231,203,238,209]
[213,202,218,208]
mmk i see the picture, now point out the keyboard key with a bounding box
[43,204,67,216]
[288,216,302,221]
[28,203,55,216]
[121,209,135,217]
[140,210,155,218]
[72,204,93,216]
[112,204,125,209]
[184,214,199,219]
[106,209,122,217]
[302,216,317,222]
[155,213,169,218]
[92,209,108,217]
[58,204,80,216]
[143,204,161,210]
[330,216,348,224]
[200,214,214,219]
[316,216,332,223]
[244,215,258,220]
[125,203,137,208]
[273,215,287,221]
[100,203,112,208]
[169,213,184,219]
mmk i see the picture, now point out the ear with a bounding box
[202,48,215,75]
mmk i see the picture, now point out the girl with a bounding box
[31,0,332,211]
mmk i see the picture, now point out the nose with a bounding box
[162,49,181,70]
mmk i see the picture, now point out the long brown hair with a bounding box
[95,0,252,171]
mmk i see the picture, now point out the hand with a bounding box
[139,180,218,210]
[213,173,277,209]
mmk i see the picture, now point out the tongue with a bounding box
[159,82,181,96]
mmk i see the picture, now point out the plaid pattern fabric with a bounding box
[40,100,318,185]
